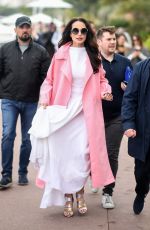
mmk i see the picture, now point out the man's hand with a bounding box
[124,129,136,138]
[121,82,127,91]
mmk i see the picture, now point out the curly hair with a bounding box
[58,17,101,73]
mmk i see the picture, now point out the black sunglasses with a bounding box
[71,28,88,35]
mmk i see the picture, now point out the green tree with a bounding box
[65,0,101,22]
[101,0,150,37]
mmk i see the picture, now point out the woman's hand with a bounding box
[124,129,136,138]
[102,93,113,101]
[40,103,48,109]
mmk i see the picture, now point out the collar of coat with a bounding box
[55,42,72,60]
[54,42,94,85]
[15,38,33,48]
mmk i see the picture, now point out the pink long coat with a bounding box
[40,43,115,188]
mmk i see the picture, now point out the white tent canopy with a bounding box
[0,24,15,44]
[30,13,63,27]
[0,12,62,27]
[0,13,24,25]
[30,13,52,24]
[26,0,72,13]
[27,0,72,9]
[0,24,14,34]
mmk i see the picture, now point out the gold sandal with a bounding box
[64,195,74,218]
[76,193,87,215]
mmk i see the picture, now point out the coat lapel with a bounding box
[55,43,72,84]
[83,55,93,88]
[61,56,72,84]
[55,43,93,86]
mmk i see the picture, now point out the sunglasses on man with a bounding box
[71,28,88,35]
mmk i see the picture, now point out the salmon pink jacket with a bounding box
[39,43,114,187]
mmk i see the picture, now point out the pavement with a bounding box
[0,118,150,230]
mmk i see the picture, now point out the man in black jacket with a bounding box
[94,26,132,209]
[122,59,150,215]
[0,16,50,188]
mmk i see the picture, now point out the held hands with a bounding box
[102,93,113,101]
[124,129,136,138]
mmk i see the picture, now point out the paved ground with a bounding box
[0,118,150,230]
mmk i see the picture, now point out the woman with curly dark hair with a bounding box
[29,17,114,218]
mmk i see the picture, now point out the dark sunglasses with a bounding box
[71,28,88,35]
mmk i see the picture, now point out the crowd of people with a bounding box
[115,30,150,66]
[0,15,150,218]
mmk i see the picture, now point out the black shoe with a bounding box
[18,175,29,186]
[0,176,12,189]
[133,195,145,215]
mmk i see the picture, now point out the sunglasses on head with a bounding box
[71,27,88,35]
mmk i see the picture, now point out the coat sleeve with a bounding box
[99,66,112,98]
[0,46,3,80]
[121,63,141,131]
[39,48,50,83]
[39,54,55,105]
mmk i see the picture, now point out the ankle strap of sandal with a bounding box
[76,193,84,199]
[65,196,73,202]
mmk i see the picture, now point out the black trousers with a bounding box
[103,116,124,195]
[134,152,150,197]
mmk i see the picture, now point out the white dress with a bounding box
[29,47,90,208]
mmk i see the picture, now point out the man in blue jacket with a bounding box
[122,58,150,214]
[0,16,50,189]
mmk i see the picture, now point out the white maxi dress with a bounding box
[29,47,91,208]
